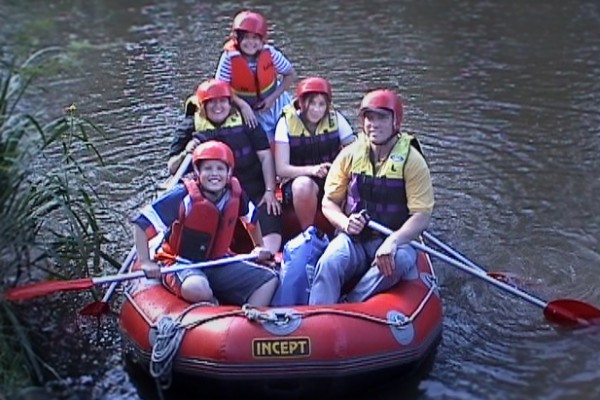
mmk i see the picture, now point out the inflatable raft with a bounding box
[120,210,443,398]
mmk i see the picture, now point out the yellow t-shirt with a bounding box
[324,135,434,214]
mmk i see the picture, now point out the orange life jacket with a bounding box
[162,177,242,261]
[223,40,277,107]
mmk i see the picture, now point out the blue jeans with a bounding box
[308,233,418,305]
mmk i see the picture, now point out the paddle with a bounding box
[78,247,137,316]
[80,154,192,316]
[422,231,521,285]
[366,220,600,327]
[5,253,257,302]
[158,153,193,191]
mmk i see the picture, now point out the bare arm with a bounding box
[259,68,297,113]
[271,68,296,100]
[134,225,161,278]
[387,212,431,246]
[256,149,277,191]
[320,147,358,232]
[231,93,258,128]
[371,212,431,277]
[133,225,151,262]
[167,151,187,175]
[243,220,274,261]
[167,138,201,175]
[321,196,350,232]
[256,148,281,215]
[231,92,249,110]
[242,219,264,247]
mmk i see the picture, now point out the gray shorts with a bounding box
[173,260,278,305]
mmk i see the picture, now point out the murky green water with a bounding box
[2,0,600,399]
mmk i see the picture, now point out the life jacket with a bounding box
[345,134,419,231]
[223,40,277,107]
[282,103,341,166]
[193,111,264,198]
[183,94,199,117]
[162,177,242,261]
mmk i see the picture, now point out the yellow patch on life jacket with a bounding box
[283,104,339,137]
[194,111,244,132]
[350,134,413,179]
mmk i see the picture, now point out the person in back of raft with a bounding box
[215,10,296,144]
[273,76,356,231]
[132,141,279,306]
[308,89,434,305]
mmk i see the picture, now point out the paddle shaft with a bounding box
[366,220,549,310]
[6,253,257,301]
[422,231,485,273]
[92,253,257,285]
[99,154,193,303]
[100,247,135,302]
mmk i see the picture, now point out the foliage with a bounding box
[0,49,119,392]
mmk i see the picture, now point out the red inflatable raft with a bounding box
[120,210,443,398]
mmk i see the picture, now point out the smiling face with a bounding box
[204,97,231,124]
[362,109,395,145]
[301,93,329,124]
[238,32,263,56]
[197,159,229,193]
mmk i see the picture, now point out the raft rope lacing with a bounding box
[125,266,438,390]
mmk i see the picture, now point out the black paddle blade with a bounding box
[544,299,600,327]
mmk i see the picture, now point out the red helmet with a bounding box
[296,77,332,101]
[196,79,232,105]
[232,11,267,40]
[192,140,235,171]
[359,89,404,130]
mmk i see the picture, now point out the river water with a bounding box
[2,0,600,399]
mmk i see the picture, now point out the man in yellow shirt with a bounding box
[308,89,434,304]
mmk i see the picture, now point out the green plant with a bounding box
[0,48,123,391]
